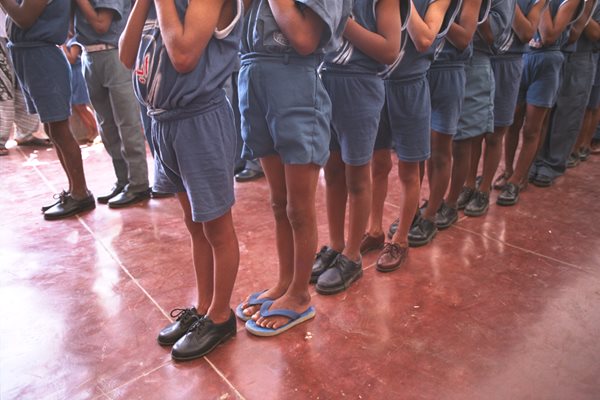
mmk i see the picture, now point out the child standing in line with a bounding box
[235,0,351,336]
[310,0,402,294]
[120,0,243,360]
[408,0,484,244]
[372,0,453,272]
[1,0,95,220]
[497,0,581,206]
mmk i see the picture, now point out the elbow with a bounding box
[92,21,111,35]
[171,54,198,74]
[291,40,319,56]
[119,52,135,70]
[381,51,400,65]
[414,38,434,53]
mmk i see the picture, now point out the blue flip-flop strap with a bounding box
[259,300,302,320]
[247,290,269,307]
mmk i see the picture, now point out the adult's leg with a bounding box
[254,162,320,329]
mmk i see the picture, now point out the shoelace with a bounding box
[382,243,400,258]
[170,308,195,322]
[188,317,209,335]
[55,190,69,204]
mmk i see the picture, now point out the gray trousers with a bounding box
[82,49,148,192]
[535,51,597,178]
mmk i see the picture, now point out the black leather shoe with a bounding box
[97,185,125,204]
[108,188,151,209]
[41,190,69,212]
[435,202,458,229]
[464,190,490,217]
[157,307,202,346]
[408,216,437,247]
[171,311,236,361]
[316,254,363,295]
[44,193,96,220]
[235,168,265,182]
[457,186,475,210]
[497,182,519,206]
[532,174,553,188]
[311,246,340,283]
[150,190,174,199]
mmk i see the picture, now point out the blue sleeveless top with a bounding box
[575,1,600,52]
[530,0,578,51]
[8,0,70,45]
[473,0,516,55]
[133,0,243,113]
[241,0,352,58]
[322,0,384,74]
[502,0,541,54]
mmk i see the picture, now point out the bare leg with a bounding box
[367,149,393,237]
[446,139,472,208]
[509,104,550,186]
[324,151,347,253]
[343,161,371,261]
[177,193,214,315]
[466,135,484,188]
[503,104,526,177]
[391,160,420,246]
[480,126,509,193]
[254,163,320,329]
[47,120,89,199]
[423,131,452,220]
[44,123,72,192]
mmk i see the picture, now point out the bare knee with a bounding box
[270,196,288,223]
[372,152,393,181]
[203,216,235,249]
[286,202,313,231]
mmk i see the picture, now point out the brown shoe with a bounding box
[359,233,385,255]
[376,243,408,272]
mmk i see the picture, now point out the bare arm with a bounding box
[268,0,325,55]
[583,17,600,40]
[342,0,401,65]
[154,0,230,73]
[512,0,546,43]
[0,0,46,30]
[567,0,595,43]
[478,18,494,44]
[408,0,452,52]
[446,0,483,50]
[75,0,115,35]
[539,0,579,45]
[119,0,151,69]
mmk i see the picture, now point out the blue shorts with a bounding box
[239,56,331,166]
[428,65,466,135]
[383,75,431,162]
[71,61,91,106]
[518,51,564,108]
[491,55,523,127]
[151,94,236,223]
[322,72,385,165]
[587,54,600,109]
[9,45,71,123]
[455,55,495,141]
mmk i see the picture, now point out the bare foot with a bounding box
[253,292,311,330]
[239,285,288,318]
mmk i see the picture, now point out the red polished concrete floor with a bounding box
[1,140,600,400]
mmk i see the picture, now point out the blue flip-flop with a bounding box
[245,300,316,337]
[235,290,271,321]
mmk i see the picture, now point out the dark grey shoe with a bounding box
[457,187,475,210]
[579,147,591,161]
[171,311,236,361]
[315,254,363,295]
[566,153,580,168]
[532,174,553,188]
[435,202,458,229]
[464,190,490,217]
[43,193,96,220]
[310,246,340,283]
[408,216,437,247]
[497,182,519,206]
[157,307,202,346]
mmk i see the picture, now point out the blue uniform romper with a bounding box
[428,33,471,136]
[456,0,516,140]
[133,2,244,222]
[239,0,352,166]
[7,0,71,123]
[491,0,539,127]
[321,0,386,166]
[518,0,579,108]
[378,0,439,162]
[535,1,600,178]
